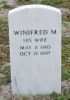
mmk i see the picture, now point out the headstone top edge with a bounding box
[9,4,61,15]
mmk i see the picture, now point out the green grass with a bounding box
[0,59,6,68]
[0,58,11,85]
[62,66,70,81]
[62,36,70,63]
[62,36,70,81]
[0,65,11,85]
[2,3,12,9]
[41,0,67,5]
[16,0,33,5]
[0,20,9,45]
[51,91,70,100]
[16,0,69,5]
[63,21,70,28]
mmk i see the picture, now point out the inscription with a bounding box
[13,29,56,56]
[14,29,56,35]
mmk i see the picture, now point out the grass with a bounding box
[51,90,70,100]
[62,36,70,63]
[16,0,69,5]
[0,20,9,45]
[0,59,6,68]
[0,20,10,85]
[16,0,33,5]
[62,66,70,81]
[0,64,11,85]
[2,3,12,9]
[41,0,63,5]
[63,21,70,28]
[62,21,70,33]
[41,0,68,5]
[0,58,11,86]
[16,0,63,5]
[62,36,70,81]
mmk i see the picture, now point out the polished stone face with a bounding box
[9,5,61,95]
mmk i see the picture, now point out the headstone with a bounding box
[8,5,61,95]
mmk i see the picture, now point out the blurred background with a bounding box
[0,0,70,100]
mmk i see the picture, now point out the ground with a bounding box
[0,0,70,100]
